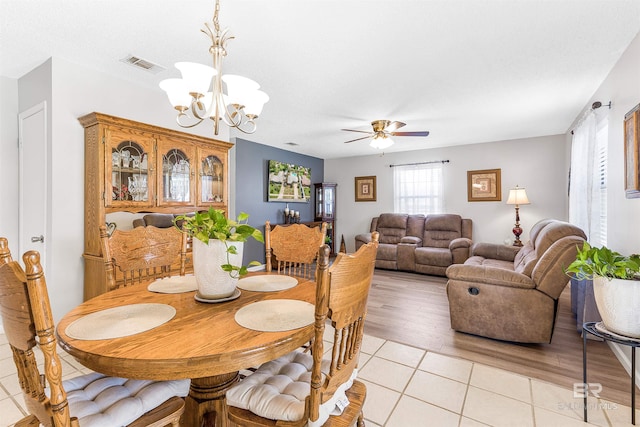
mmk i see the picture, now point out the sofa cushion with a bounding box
[376,243,398,261]
[415,247,452,267]
[422,214,462,248]
[142,213,175,228]
[465,256,514,270]
[513,243,536,277]
[376,214,408,244]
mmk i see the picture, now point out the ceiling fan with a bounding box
[342,120,430,149]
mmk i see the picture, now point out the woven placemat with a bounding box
[234,299,314,332]
[237,275,298,292]
[148,275,197,293]
[65,303,176,340]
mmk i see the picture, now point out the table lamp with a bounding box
[506,185,530,246]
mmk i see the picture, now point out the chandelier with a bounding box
[159,0,268,135]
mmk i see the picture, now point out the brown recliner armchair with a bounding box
[445,219,586,343]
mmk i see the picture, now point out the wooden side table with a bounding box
[582,321,640,425]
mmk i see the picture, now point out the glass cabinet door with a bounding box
[105,129,154,208]
[323,187,334,219]
[157,143,196,206]
[199,154,224,204]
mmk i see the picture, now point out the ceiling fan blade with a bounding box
[391,131,430,137]
[385,121,406,132]
[344,135,373,144]
[341,129,373,134]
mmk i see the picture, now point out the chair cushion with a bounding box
[226,351,356,426]
[51,372,190,427]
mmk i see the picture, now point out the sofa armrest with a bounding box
[446,264,535,289]
[470,242,521,262]
[355,233,372,250]
[400,236,422,245]
[450,237,472,264]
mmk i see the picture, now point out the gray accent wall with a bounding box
[234,138,324,265]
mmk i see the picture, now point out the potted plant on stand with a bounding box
[566,242,640,338]
[175,208,264,302]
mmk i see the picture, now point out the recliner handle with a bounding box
[468,287,480,296]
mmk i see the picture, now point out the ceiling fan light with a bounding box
[370,135,394,149]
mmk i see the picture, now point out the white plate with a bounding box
[194,288,241,303]
[65,303,176,340]
[148,275,197,293]
[234,299,315,332]
[237,275,298,292]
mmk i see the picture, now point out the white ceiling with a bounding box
[2,0,640,159]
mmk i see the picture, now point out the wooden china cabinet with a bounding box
[80,112,232,300]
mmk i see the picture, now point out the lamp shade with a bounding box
[242,90,269,116]
[159,78,192,109]
[370,135,394,149]
[175,62,216,96]
[506,186,530,205]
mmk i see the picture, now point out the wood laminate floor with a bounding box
[364,269,638,406]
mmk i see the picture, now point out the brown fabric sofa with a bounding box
[133,213,194,229]
[355,213,473,276]
[445,219,586,343]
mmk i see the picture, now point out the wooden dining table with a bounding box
[56,272,316,427]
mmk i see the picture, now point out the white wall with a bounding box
[0,77,19,250]
[566,30,640,386]
[2,57,230,324]
[325,134,568,252]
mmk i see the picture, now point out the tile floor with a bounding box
[1,331,638,427]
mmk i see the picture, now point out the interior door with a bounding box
[18,101,48,267]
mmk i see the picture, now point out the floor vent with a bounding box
[120,55,166,74]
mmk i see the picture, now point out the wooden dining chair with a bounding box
[100,224,187,291]
[226,232,379,427]
[265,220,327,280]
[0,237,190,427]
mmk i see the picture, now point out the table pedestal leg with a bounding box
[182,372,239,427]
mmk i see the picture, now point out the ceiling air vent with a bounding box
[285,142,299,146]
[120,55,166,74]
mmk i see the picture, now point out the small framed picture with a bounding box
[624,104,640,198]
[355,176,377,202]
[467,169,501,202]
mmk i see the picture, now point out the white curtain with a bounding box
[570,110,606,245]
[393,163,444,214]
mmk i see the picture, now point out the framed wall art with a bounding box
[624,103,640,199]
[467,169,501,202]
[267,160,311,203]
[355,176,377,202]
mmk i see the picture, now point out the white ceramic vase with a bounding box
[593,276,640,338]
[192,238,244,300]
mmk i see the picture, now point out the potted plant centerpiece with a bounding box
[566,242,640,338]
[175,208,264,301]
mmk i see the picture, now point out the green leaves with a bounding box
[174,208,265,278]
[566,241,640,281]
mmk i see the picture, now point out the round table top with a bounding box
[56,273,316,381]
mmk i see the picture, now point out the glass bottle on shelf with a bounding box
[111,140,149,204]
